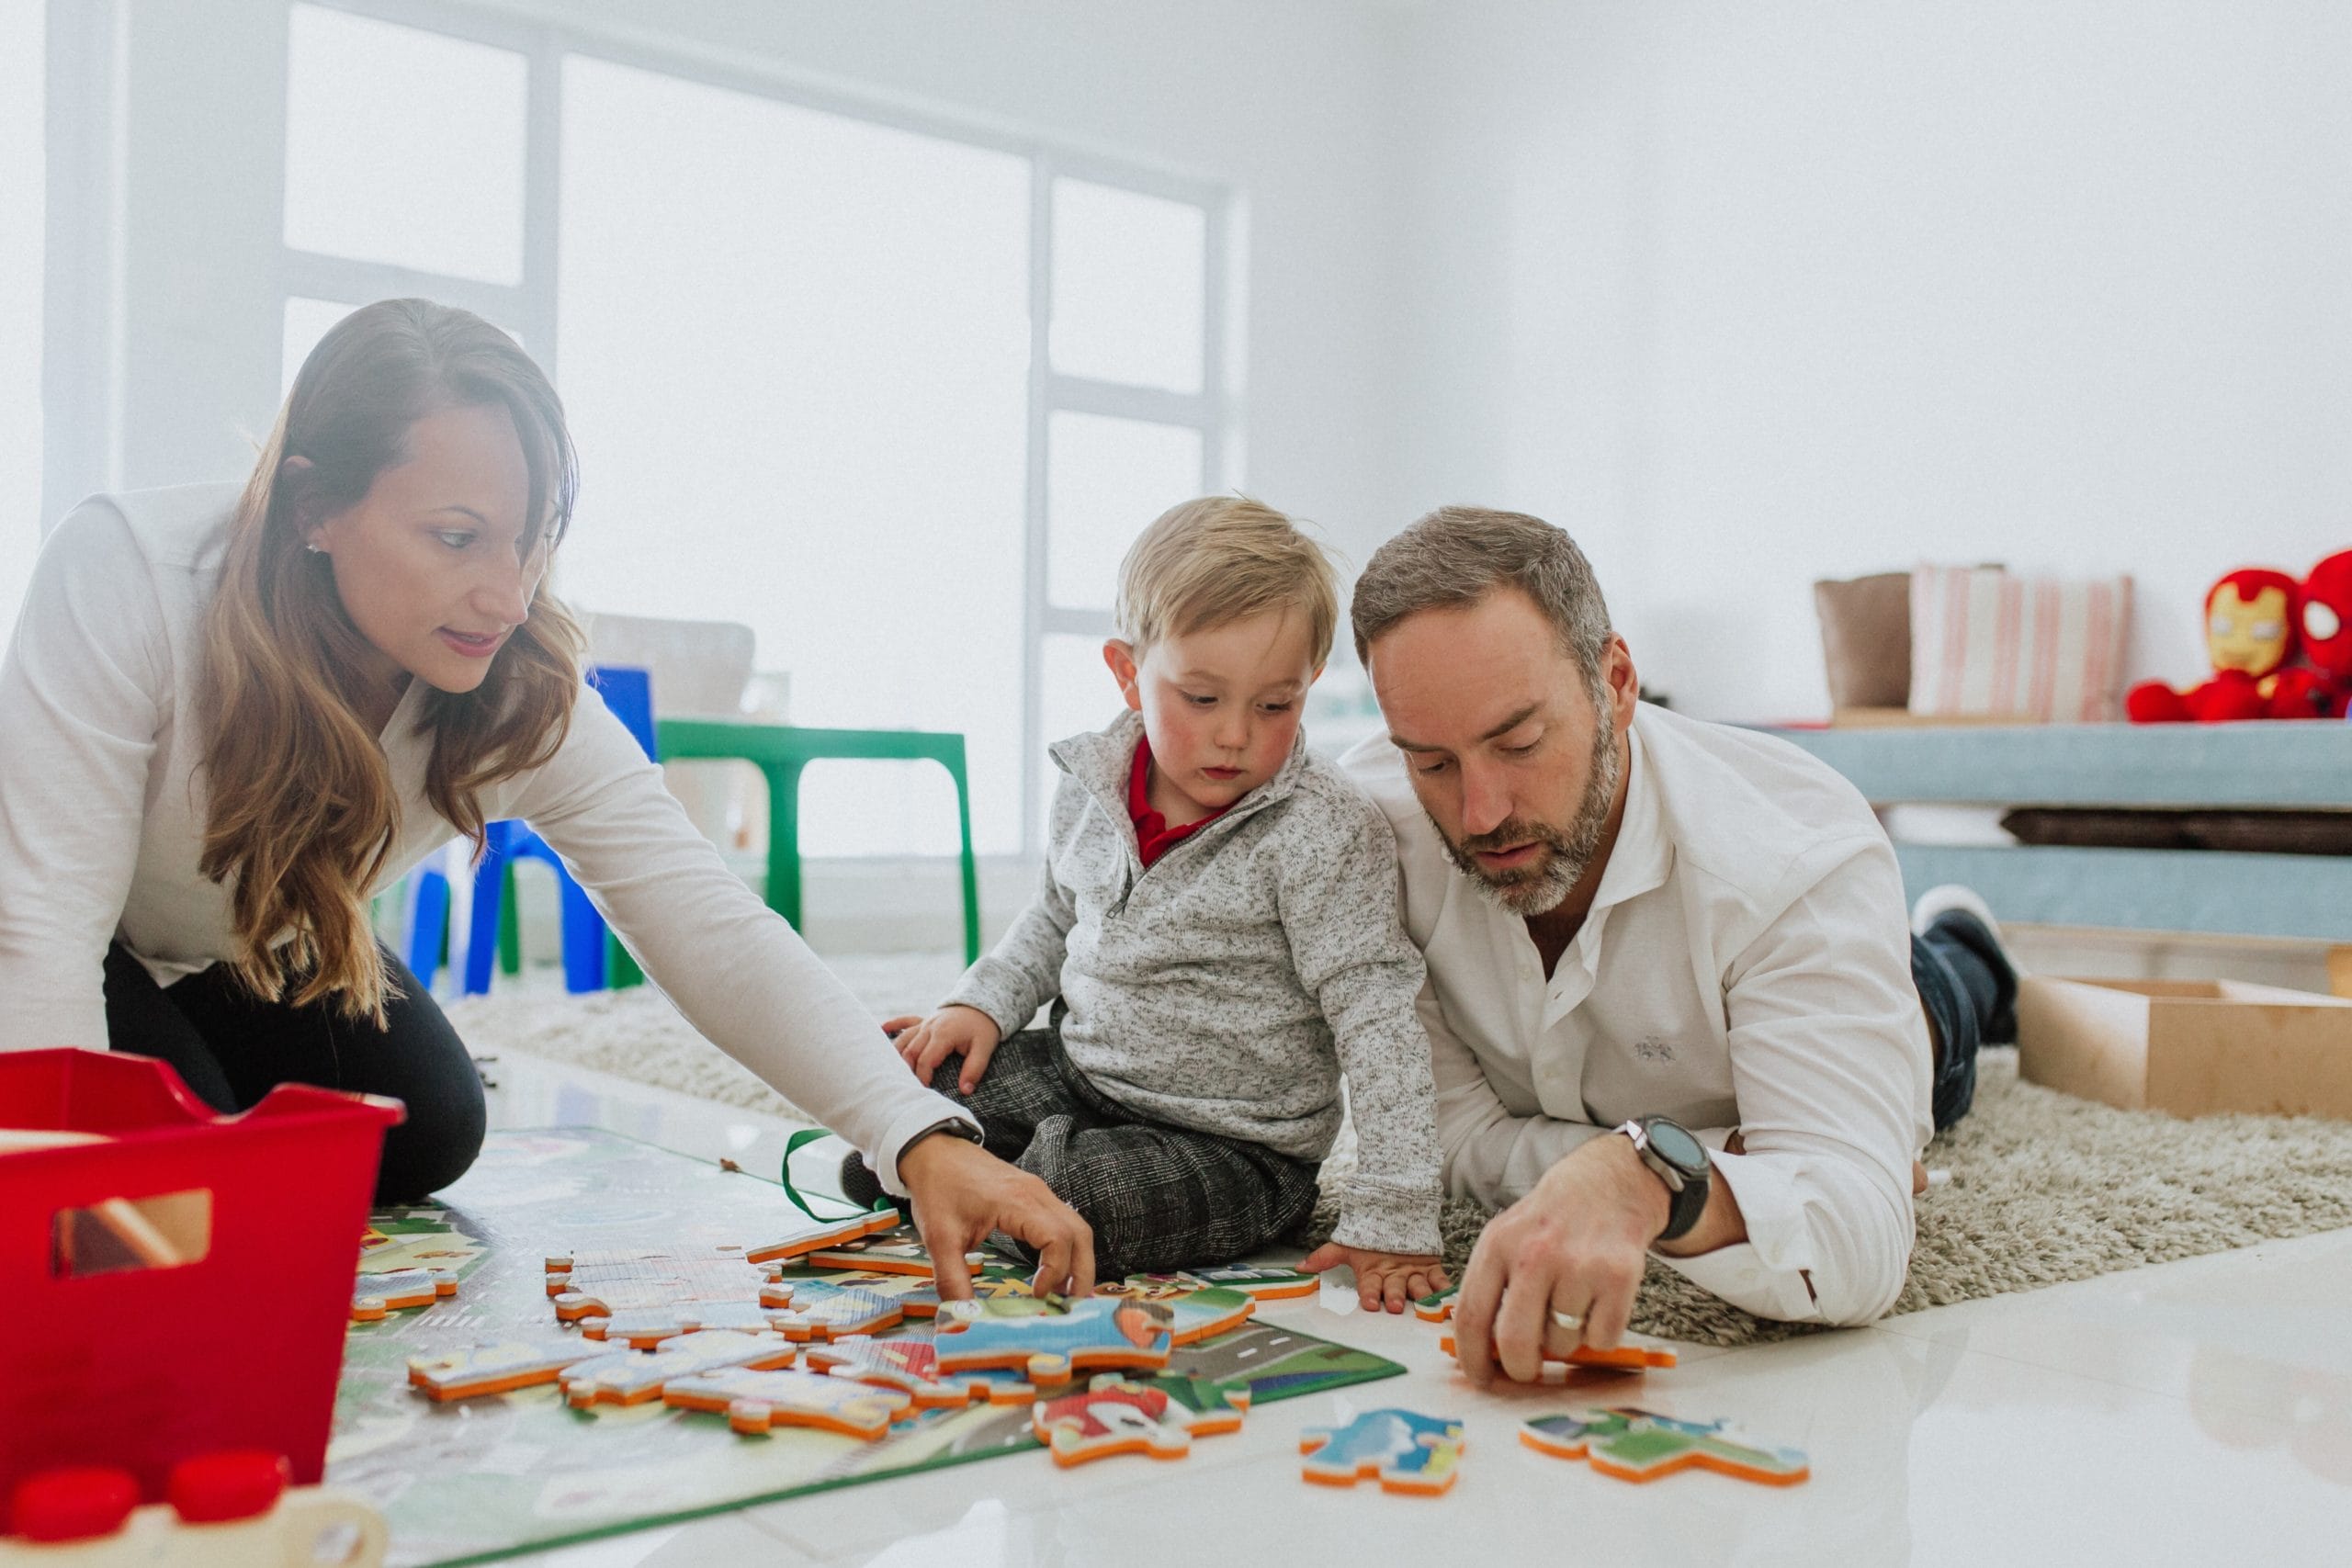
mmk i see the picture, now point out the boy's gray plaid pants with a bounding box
[851,1025,1322,1280]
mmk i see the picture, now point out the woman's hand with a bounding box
[1302,1243,1450,1314]
[897,1130,1095,1302]
[884,1005,1003,1094]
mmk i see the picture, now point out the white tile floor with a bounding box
[482,1051,2352,1568]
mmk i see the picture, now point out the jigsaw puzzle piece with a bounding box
[558,1328,798,1407]
[804,1332,1039,1407]
[1178,1264,1321,1302]
[1413,1283,1458,1322]
[1298,1409,1465,1496]
[933,1295,1174,1387]
[761,1262,1035,1320]
[888,1267,1037,1318]
[662,1367,913,1439]
[351,1267,458,1322]
[739,1208,903,1266]
[1030,1371,1248,1468]
[1099,1268,1315,1308]
[1519,1408,1809,1485]
[1159,1286,1256,1347]
[1134,1370,1251,1435]
[407,1340,602,1401]
[1440,1331,1678,1375]
[544,1247,777,1325]
[765,1281,906,1343]
[545,1244,761,1292]
[582,1299,796,1348]
[800,1224,989,1278]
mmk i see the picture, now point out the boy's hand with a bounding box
[885,1005,1003,1095]
[1301,1243,1450,1314]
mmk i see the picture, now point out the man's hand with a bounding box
[882,1005,1003,1094]
[1452,1134,1670,1386]
[896,1131,1095,1303]
[1301,1243,1449,1314]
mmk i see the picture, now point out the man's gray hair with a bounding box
[1350,505,1614,693]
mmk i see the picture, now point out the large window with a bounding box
[557,58,1029,857]
[277,2,1227,858]
[0,0,43,638]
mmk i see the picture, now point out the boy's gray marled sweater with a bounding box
[946,709,1444,1256]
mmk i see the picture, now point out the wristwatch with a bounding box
[1613,1116,1710,1242]
[904,1117,985,1156]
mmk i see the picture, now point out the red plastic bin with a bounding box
[0,1049,401,1532]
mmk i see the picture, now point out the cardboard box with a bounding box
[2017,976,2352,1121]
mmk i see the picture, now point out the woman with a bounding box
[0,299,1091,1302]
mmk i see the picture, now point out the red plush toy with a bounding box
[2125,568,2309,722]
[2296,549,2352,714]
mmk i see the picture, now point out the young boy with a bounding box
[851,497,1448,1309]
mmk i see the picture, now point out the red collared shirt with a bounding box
[1128,736,1230,868]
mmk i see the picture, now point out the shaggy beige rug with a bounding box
[447,982,2352,1348]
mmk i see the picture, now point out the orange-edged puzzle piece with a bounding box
[1099,1265,1321,1303]
[543,1246,777,1325]
[765,1281,906,1342]
[557,1328,797,1407]
[1518,1407,1809,1486]
[582,1299,799,1348]
[932,1295,1173,1387]
[765,1261,1036,1318]
[739,1208,903,1266]
[1030,1371,1250,1468]
[798,1224,988,1277]
[1159,1286,1256,1346]
[1298,1409,1464,1496]
[662,1366,913,1439]
[407,1340,603,1401]
[1440,1331,1678,1374]
[805,1332,1039,1408]
[351,1267,457,1322]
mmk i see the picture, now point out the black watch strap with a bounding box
[1657,1161,1709,1242]
[905,1117,985,1157]
[1618,1117,1710,1242]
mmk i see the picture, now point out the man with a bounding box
[1340,506,2016,1384]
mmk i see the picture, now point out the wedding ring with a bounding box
[1549,1307,1583,1333]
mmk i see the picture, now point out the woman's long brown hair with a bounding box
[198,299,584,1022]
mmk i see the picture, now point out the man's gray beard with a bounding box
[1429,704,1622,918]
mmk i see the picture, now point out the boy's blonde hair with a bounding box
[1114,496,1340,667]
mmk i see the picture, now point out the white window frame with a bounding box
[284,0,1234,857]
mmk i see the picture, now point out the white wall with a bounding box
[1391,0,2352,721]
[0,0,43,633]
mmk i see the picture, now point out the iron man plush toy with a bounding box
[2125,568,2312,722]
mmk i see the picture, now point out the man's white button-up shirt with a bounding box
[1341,702,1933,1325]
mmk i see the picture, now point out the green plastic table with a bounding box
[639,718,982,975]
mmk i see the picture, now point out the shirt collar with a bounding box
[1585,709,1671,915]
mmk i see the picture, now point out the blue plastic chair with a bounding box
[401,865,453,989]
[455,665,657,995]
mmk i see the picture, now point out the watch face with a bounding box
[1645,1119,1706,1175]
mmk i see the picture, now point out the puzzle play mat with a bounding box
[329,1129,1405,1567]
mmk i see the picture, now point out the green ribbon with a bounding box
[778,1127,895,1224]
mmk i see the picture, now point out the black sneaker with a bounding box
[837,1149,902,1215]
[1913,885,2020,1045]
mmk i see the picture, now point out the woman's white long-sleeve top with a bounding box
[0,484,969,1190]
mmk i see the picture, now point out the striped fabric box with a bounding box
[1908,565,2133,722]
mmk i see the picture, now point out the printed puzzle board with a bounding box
[329,1129,1403,1566]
